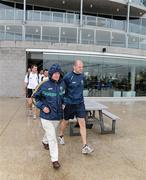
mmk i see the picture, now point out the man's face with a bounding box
[44,70,48,77]
[52,72,60,81]
[40,70,43,74]
[73,62,83,74]
[32,66,37,73]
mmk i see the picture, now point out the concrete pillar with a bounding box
[59,27,61,43]
[79,0,83,44]
[131,65,136,91]
[80,0,83,26]
[22,25,25,41]
[40,26,42,41]
[126,0,131,48]
[23,0,26,24]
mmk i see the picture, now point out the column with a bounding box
[131,66,136,91]
[80,0,83,26]
[126,0,131,48]
[22,0,26,40]
[79,0,83,44]
[23,0,26,24]
[22,25,25,41]
[59,27,61,43]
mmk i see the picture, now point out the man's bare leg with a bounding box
[27,98,32,116]
[27,98,37,119]
[59,120,69,136]
[78,118,94,154]
[78,118,87,145]
[58,120,69,145]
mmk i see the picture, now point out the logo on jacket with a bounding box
[48,88,53,90]
[60,86,63,91]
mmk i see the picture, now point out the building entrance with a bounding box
[26,49,146,97]
[26,51,43,72]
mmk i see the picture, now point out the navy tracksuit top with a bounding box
[33,79,65,121]
[63,71,84,105]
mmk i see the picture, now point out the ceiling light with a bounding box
[90,4,93,8]
[62,0,65,4]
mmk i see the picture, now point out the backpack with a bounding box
[27,72,39,84]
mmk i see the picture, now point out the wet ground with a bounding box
[1,98,146,180]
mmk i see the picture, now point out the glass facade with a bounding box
[1,1,146,97]
[38,51,146,97]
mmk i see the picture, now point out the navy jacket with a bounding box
[63,71,84,104]
[33,79,65,120]
[33,64,65,121]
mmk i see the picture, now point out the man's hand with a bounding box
[43,107,50,113]
[62,104,65,109]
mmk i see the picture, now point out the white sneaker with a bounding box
[58,136,65,145]
[33,115,37,119]
[82,144,94,154]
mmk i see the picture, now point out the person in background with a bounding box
[58,60,94,154]
[27,67,31,75]
[39,69,44,83]
[33,64,65,169]
[41,69,49,81]
[24,64,39,119]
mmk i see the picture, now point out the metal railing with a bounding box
[0,9,146,49]
[131,0,144,4]
[1,25,146,49]
[0,9,145,31]
[124,0,145,5]
[0,9,146,34]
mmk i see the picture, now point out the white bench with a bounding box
[69,110,120,135]
[69,116,94,136]
[101,110,120,134]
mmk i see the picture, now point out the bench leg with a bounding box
[98,110,116,134]
[112,120,116,134]
[98,110,106,134]
[100,119,116,134]
[69,122,80,136]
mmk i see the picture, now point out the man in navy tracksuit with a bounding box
[33,64,65,169]
[58,60,94,154]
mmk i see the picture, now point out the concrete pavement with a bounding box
[1,98,146,180]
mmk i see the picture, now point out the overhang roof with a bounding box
[2,0,146,17]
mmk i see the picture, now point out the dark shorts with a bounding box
[26,89,34,98]
[64,103,86,120]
